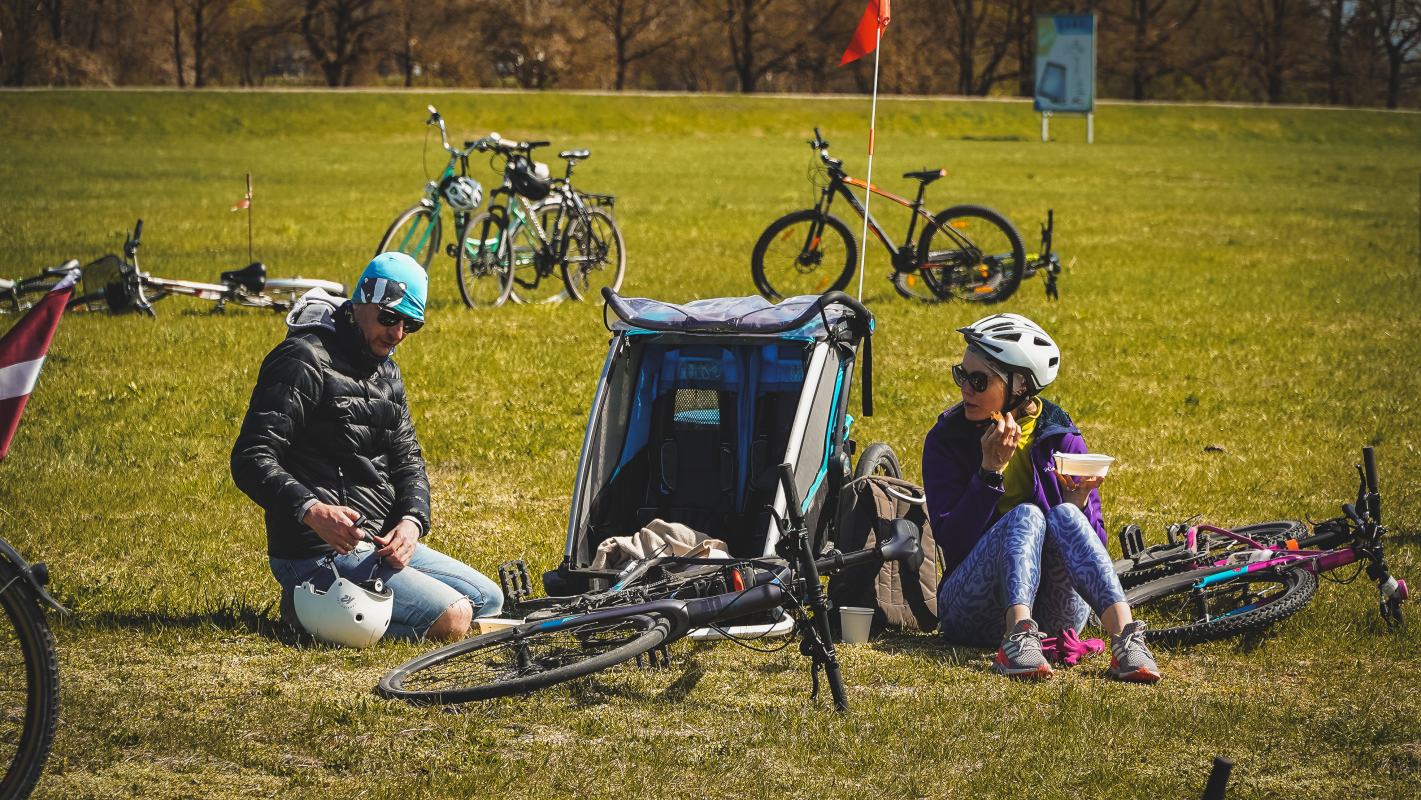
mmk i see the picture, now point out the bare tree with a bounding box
[169,0,187,86]
[299,0,385,86]
[1225,0,1318,102]
[1105,0,1203,100]
[1360,0,1421,107]
[931,0,1015,95]
[586,0,686,89]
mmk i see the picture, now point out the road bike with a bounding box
[0,536,64,800]
[378,465,922,711]
[453,134,625,307]
[375,106,486,272]
[752,128,1057,305]
[1124,446,1409,646]
[68,220,345,317]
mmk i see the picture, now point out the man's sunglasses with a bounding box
[376,308,424,334]
[951,363,993,393]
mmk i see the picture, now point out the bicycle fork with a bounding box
[776,463,849,713]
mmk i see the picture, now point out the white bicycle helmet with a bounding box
[440,176,483,212]
[293,560,394,648]
[958,313,1060,410]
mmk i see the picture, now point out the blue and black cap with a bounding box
[353,253,427,322]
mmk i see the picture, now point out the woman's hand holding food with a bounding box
[1055,472,1104,510]
[980,412,1020,473]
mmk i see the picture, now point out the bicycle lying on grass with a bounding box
[452,133,624,307]
[1123,446,1408,646]
[70,220,345,316]
[378,465,923,711]
[0,261,81,314]
[751,128,1060,304]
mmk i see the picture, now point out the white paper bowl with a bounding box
[1053,452,1115,477]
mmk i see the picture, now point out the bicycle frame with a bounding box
[817,169,963,274]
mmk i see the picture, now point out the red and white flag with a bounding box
[0,271,77,462]
[840,0,891,65]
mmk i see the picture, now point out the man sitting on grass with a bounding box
[231,252,502,643]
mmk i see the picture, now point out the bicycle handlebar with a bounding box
[41,260,80,278]
[1362,446,1381,523]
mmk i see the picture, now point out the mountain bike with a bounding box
[752,128,1045,304]
[452,134,625,307]
[375,106,485,272]
[1124,446,1409,646]
[0,536,64,800]
[1113,518,1309,589]
[377,465,923,711]
[68,220,345,316]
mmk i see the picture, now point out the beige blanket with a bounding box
[589,519,730,571]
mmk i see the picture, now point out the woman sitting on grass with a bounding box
[921,314,1159,682]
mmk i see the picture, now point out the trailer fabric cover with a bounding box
[608,294,855,340]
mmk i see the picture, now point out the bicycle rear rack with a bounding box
[579,192,617,212]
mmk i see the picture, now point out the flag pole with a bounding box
[246,173,253,263]
[856,23,883,302]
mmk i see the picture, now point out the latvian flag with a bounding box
[0,271,77,462]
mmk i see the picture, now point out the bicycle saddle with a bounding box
[559,149,591,160]
[903,169,947,184]
[221,262,267,293]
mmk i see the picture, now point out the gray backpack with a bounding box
[827,475,940,634]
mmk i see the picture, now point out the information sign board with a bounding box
[1034,14,1096,114]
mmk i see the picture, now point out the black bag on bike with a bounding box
[508,160,552,201]
[827,475,939,635]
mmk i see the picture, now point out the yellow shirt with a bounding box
[996,403,1040,515]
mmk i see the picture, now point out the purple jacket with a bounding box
[921,398,1107,580]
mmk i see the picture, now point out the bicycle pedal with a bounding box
[1118,524,1145,559]
[497,559,534,604]
[445,243,458,258]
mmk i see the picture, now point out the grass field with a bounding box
[2,89,1420,799]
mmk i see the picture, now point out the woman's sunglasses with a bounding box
[376,308,424,334]
[951,363,992,393]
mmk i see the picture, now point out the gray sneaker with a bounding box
[993,619,1054,680]
[1109,621,1162,682]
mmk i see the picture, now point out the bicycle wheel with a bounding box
[910,204,1025,305]
[562,207,626,303]
[752,210,856,301]
[509,202,568,305]
[0,561,60,800]
[454,211,515,309]
[1113,520,1309,589]
[1126,565,1317,647]
[378,613,669,704]
[377,205,442,271]
[853,442,902,480]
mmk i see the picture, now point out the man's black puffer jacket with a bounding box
[231,297,431,560]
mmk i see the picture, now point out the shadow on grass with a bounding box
[54,598,317,648]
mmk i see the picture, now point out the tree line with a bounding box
[2,0,1417,108]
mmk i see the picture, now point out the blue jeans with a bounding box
[271,541,504,641]
[938,503,1126,648]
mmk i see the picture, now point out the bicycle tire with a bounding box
[562,207,626,303]
[911,205,1025,305]
[509,201,568,305]
[378,612,669,704]
[1126,565,1317,647]
[0,561,60,800]
[454,211,515,309]
[752,210,857,301]
[377,205,442,271]
[1114,520,1309,589]
[853,442,902,480]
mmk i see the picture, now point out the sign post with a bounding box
[1034,14,1096,143]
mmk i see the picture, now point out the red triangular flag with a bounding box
[0,271,76,462]
[840,0,891,66]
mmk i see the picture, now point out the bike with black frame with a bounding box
[0,541,65,798]
[752,127,1060,304]
[451,133,625,307]
[378,464,923,711]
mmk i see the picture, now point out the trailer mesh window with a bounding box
[673,389,721,430]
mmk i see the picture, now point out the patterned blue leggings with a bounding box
[938,503,1127,648]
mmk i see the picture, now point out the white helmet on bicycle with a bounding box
[440,176,483,212]
[293,561,394,649]
[958,313,1060,410]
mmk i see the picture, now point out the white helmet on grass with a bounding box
[293,561,393,649]
[958,313,1060,410]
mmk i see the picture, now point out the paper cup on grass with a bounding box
[1053,452,1115,478]
[839,607,875,644]
[475,617,523,634]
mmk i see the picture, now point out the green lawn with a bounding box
[1,90,1420,799]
